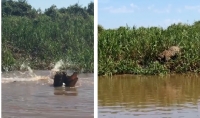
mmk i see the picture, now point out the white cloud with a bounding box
[164,19,182,27]
[176,8,182,13]
[148,4,155,10]
[185,5,200,12]
[154,4,172,13]
[102,4,139,14]
[147,4,172,13]
[103,6,134,13]
[154,9,170,13]
[130,3,140,10]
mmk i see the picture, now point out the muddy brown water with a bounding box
[98,74,200,118]
[2,70,94,118]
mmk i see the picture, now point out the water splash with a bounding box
[20,62,37,77]
[1,60,88,86]
[2,62,50,83]
[51,60,64,72]
[49,60,65,79]
[1,76,51,83]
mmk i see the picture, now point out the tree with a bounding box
[44,5,60,19]
[2,0,33,17]
[87,2,94,16]
[98,25,104,34]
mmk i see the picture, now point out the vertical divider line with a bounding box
[0,3,2,116]
[94,0,98,117]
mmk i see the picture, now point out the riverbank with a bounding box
[98,21,200,76]
[2,0,94,73]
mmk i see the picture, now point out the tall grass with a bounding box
[2,1,94,72]
[98,22,200,76]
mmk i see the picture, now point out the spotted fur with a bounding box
[158,46,180,62]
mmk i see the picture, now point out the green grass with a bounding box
[2,0,94,72]
[98,22,200,76]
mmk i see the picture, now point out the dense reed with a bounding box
[2,0,94,72]
[98,22,200,76]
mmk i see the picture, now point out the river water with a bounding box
[98,74,200,118]
[2,70,94,118]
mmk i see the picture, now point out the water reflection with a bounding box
[98,74,200,118]
[54,87,78,96]
[2,71,94,118]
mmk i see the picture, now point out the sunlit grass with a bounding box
[98,22,200,76]
[2,15,94,72]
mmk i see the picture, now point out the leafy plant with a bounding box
[98,22,200,76]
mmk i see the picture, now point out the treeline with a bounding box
[2,0,94,72]
[98,21,200,76]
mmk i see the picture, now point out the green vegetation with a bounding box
[98,21,200,76]
[2,0,94,72]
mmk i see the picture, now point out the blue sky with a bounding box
[98,0,200,29]
[27,0,93,11]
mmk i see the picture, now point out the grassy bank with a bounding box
[2,0,94,72]
[98,22,200,76]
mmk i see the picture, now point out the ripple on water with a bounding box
[2,70,94,118]
[98,74,200,118]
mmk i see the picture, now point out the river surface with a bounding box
[2,70,94,118]
[98,74,200,118]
